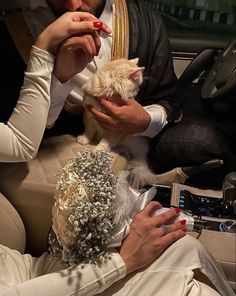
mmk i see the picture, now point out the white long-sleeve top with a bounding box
[0,246,127,296]
[0,46,60,162]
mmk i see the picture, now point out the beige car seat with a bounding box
[0,192,26,253]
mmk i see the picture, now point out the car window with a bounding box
[144,0,236,52]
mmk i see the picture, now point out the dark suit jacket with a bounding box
[127,0,181,123]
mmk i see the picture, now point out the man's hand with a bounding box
[88,97,151,135]
[119,202,186,274]
[54,32,101,82]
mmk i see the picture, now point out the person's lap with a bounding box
[101,235,229,296]
[148,116,236,188]
[0,235,232,295]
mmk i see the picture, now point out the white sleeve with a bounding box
[138,104,168,138]
[0,46,54,162]
[0,251,126,296]
[46,74,73,127]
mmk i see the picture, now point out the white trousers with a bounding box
[0,235,234,296]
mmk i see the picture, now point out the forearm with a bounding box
[0,251,126,296]
[0,46,54,162]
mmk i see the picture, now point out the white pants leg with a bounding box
[0,236,234,296]
[99,235,233,296]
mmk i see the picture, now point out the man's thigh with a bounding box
[148,116,235,186]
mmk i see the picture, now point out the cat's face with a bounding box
[82,57,145,102]
[104,58,145,101]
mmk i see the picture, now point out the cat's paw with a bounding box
[76,135,91,145]
[95,144,110,151]
[95,140,112,151]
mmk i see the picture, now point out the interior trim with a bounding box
[172,52,198,59]
[169,32,233,53]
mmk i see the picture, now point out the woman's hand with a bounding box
[35,11,111,55]
[119,202,186,274]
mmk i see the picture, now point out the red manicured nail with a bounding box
[182,228,187,232]
[93,21,111,34]
[93,21,103,29]
[175,208,181,214]
[179,219,186,225]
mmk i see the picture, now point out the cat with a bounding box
[77,58,145,151]
[77,58,156,189]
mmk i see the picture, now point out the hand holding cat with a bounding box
[88,97,151,135]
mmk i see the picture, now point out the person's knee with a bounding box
[174,234,205,254]
[149,121,226,173]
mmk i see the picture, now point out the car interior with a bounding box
[0,0,235,292]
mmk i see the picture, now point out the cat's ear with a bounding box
[128,67,145,80]
[129,57,139,65]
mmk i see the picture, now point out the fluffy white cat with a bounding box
[77,58,154,188]
[77,58,145,150]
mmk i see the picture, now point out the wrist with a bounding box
[35,29,56,55]
[53,71,70,84]
[53,63,72,83]
[140,111,151,133]
[120,254,135,275]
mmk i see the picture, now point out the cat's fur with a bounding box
[77,58,156,188]
[77,58,144,151]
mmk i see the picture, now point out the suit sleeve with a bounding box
[127,0,181,123]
